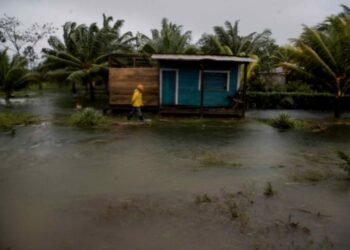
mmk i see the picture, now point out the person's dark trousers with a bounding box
[127,107,144,121]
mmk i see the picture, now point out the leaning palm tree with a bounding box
[43,15,135,100]
[0,49,29,100]
[280,14,350,118]
[43,23,107,100]
[98,14,135,55]
[141,18,197,54]
[199,20,272,56]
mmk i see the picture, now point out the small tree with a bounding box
[0,50,29,99]
[0,14,56,67]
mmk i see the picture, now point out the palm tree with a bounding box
[43,15,135,100]
[141,18,197,54]
[280,13,350,118]
[198,20,272,56]
[0,49,29,100]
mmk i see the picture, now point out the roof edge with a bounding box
[151,54,256,63]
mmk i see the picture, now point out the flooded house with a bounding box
[108,54,255,117]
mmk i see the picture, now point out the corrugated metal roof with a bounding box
[151,54,256,63]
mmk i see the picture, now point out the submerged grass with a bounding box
[271,112,297,129]
[66,107,109,128]
[264,182,277,197]
[291,168,334,183]
[200,152,242,168]
[260,112,306,130]
[0,111,39,130]
[336,150,350,178]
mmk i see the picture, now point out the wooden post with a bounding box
[242,63,248,117]
[158,66,161,113]
[200,63,204,117]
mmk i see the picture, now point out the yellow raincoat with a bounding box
[131,88,143,107]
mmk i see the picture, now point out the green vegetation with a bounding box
[247,91,350,110]
[279,5,350,118]
[140,18,196,54]
[264,182,276,197]
[270,113,296,129]
[0,111,38,130]
[67,107,108,128]
[336,150,350,177]
[291,168,334,183]
[43,14,134,101]
[200,152,242,168]
[194,190,252,229]
[198,20,272,57]
[194,194,213,205]
[0,50,32,99]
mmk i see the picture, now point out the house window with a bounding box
[199,71,230,91]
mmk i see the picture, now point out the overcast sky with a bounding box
[1,0,348,46]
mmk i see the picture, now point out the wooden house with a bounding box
[108,54,255,117]
[108,54,159,110]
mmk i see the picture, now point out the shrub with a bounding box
[68,107,107,128]
[0,111,38,130]
[337,150,350,177]
[286,81,313,93]
[271,113,296,129]
[247,91,350,110]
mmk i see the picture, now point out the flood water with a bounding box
[1,93,350,250]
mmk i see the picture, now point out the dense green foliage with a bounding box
[141,18,196,54]
[0,111,38,130]
[198,20,272,56]
[0,50,29,98]
[198,20,276,81]
[67,107,107,128]
[42,14,135,100]
[278,6,350,117]
[247,91,350,110]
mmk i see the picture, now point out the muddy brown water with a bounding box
[1,93,350,249]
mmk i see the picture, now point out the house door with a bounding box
[161,70,177,105]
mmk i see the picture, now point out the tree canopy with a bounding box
[42,15,135,100]
[140,18,197,54]
[279,5,350,117]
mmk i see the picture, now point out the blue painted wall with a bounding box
[159,61,239,108]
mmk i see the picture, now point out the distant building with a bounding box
[259,67,286,85]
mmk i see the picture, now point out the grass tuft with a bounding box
[67,107,107,128]
[336,150,350,177]
[270,112,296,129]
[264,182,276,197]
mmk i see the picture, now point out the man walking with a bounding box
[127,84,144,121]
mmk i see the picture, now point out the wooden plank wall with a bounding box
[108,67,159,107]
